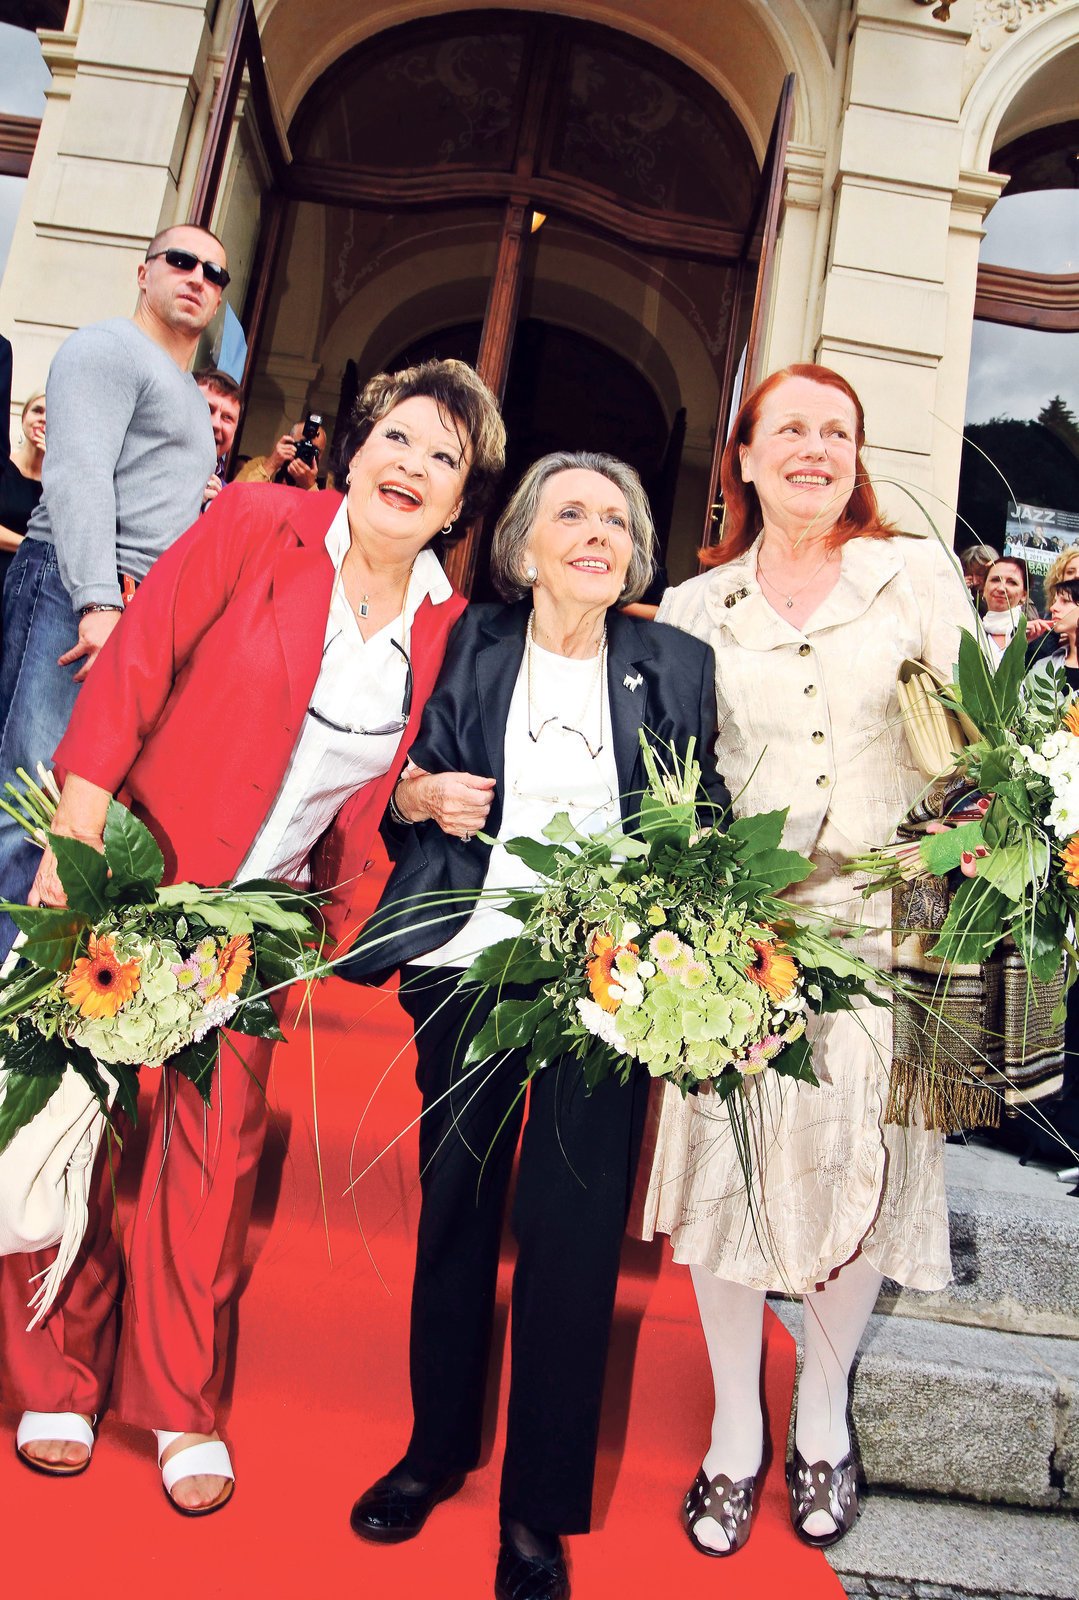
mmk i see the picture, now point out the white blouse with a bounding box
[417,639,621,968]
[238,501,452,883]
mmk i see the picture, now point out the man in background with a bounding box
[235,415,326,490]
[0,222,229,958]
[195,366,243,505]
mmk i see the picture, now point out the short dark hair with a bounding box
[146,222,226,259]
[194,367,243,406]
[333,358,505,530]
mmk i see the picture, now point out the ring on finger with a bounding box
[461,831,472,842]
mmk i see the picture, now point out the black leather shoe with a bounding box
[349,1465,465,1543]
[494,1533,570,1600]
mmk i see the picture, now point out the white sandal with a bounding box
[16,1411,95,1476]
[154,1429,235,1516]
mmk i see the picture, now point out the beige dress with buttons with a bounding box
[638,531,972,1292]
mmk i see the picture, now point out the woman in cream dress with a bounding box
[640,364,971,1555]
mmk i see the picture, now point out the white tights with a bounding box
[688,1252,883,1550]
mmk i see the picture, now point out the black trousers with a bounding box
[397,966,649,1534]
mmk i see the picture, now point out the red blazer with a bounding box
[55,484,467,950]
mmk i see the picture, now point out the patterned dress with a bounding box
[638,532,971,1292]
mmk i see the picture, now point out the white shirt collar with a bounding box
[323,497,454,619]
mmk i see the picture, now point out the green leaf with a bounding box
[0,1067,64,1156]
[740,847,815,891]
[48,833,110,918]
[771,1034,819,1085]
[954,629,1000,737]
[463,996,553,1066]
[524,1007,571,1076]
[169,1033,218,1104]
[102,799,164,896]
[917,820,985,878]
[729,810,788,857]
[974,748,1014,791]
[462,938,561,989]
[230,993,285,1041]
[6,906,89,970]
[929,879,1010,966]
[1,1023,71,1078]
[500,834,566,877]
[253,927,326,989]
[108,1059,141,1126]
[979,840,1044,901]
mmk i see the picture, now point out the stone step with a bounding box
[772,1302,1079,1510]
[879,1142,1079,1338]
[827,1489,1079,1600]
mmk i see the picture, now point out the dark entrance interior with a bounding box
[339,318,679,601]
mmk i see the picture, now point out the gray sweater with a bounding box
[26,318,215,610]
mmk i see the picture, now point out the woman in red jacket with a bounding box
[0,358,504,1514]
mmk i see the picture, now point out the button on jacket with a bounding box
[656,531,971,857]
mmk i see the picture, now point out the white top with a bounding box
[417,639,621,968]
[237,500,452,883]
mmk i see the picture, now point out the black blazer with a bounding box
[340,601,730,979]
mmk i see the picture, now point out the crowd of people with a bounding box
[1,220,1077,1600]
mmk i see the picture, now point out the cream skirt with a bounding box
[637,820,951,1293]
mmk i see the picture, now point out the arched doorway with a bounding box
[222,9,792,589]
[367,317,675,600]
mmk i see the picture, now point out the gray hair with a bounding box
[490,451,655,604]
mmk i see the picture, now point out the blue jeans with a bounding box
[0,538,82,959]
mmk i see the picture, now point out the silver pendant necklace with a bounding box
[757,549,834,609]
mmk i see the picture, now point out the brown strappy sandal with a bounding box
[786,1447,862,1547]
[680,1465,758,1557]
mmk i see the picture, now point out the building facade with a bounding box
[1,0,1076,590]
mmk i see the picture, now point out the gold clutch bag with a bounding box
[896,658,980,779]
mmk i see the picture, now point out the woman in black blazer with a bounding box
[342,451,728,1600]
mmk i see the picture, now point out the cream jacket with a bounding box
[656,532,972,858]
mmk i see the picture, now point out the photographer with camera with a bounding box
[235,412,326,491]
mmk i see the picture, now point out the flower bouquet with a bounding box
[857,628,1079,992]
[459,736,883,1099]
[0,771,328,1321]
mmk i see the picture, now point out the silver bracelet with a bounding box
[81,603,124,615]
[388,778,413,827]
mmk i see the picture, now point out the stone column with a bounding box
[817,0,993,538]
[0,0,222,402]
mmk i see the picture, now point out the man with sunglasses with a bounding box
[0,223,228,961]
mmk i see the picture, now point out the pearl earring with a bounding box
[524,564,538,584]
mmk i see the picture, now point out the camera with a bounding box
[294,412,323,469]
[274,412,323,483]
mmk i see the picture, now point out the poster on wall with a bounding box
[1004,502,1079,611]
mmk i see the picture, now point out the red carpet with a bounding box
[0,864,844,1599]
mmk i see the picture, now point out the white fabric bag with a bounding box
[0,935,117,1328]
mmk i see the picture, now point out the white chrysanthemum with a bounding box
[576,997,629,1053]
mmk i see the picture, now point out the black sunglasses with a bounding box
[307,639,413,737]
[146,248,231,290]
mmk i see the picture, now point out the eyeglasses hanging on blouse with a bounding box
[307,637,413,737]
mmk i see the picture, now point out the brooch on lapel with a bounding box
[623,672,643,693]
[724,587,750,608]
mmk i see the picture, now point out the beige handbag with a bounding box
[896,658,981,779]
[0,1017,116,1330]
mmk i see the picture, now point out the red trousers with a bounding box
[0,1030,273,1433]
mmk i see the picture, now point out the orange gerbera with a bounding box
[64,932,140,1019]
[1065,702,1079,738]
[746,937,798,1003]
[211,933,253,999]
[1062,835,1079,889]
[586,931,637,1014]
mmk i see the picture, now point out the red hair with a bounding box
[701,363,898,568]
